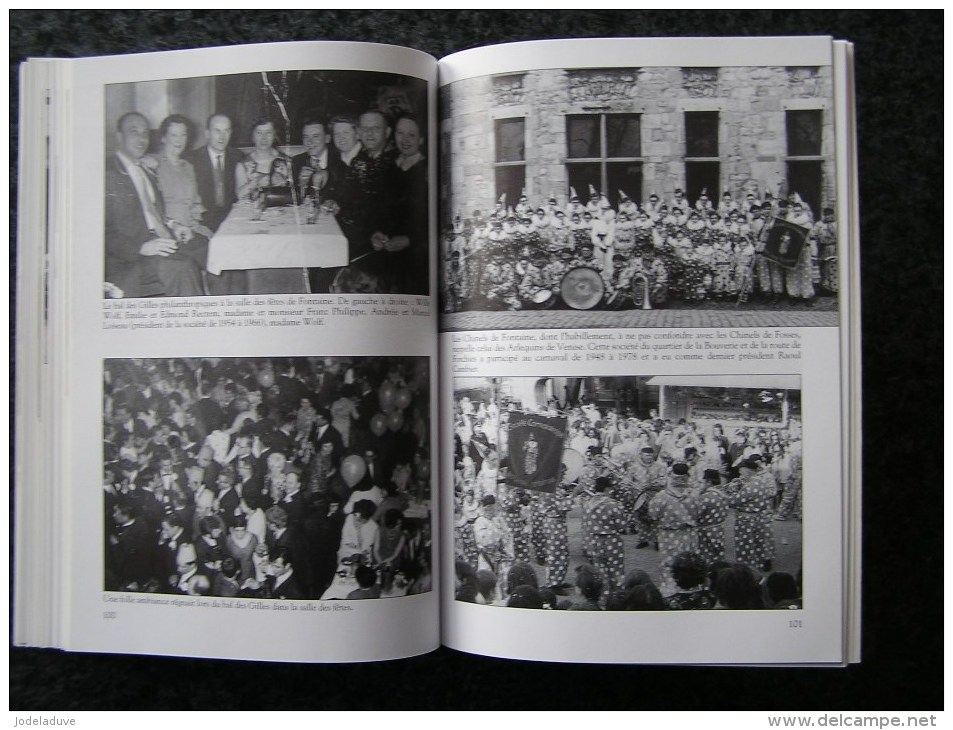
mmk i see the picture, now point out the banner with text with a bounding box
[506,413,567,494]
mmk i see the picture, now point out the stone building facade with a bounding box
[440,65,835,221]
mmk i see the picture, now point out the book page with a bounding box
[20,41,440,662]
[437,37,854,664]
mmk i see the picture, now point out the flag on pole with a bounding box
[506,412,567,493]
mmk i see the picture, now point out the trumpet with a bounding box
[631,273,653,310]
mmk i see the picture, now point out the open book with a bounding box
[15,36,860,665]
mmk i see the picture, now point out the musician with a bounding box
[534,480,574,591]
[570,241,600,271]
[647,463,699,594]
[472,494,512,575]
[501,488,532,562]
[695,469,729,564]
[516,249,549,305]
[480,257,520,311]
[774,436,803,521]
[735,234,757,301]
[755,214,785,303]
[543,248,573,294]
[724,458,775,572]
[625,446,668,546]
[599,254,631,309]
[642,250,669,307]
[444,250,469,313]
[618,189,640,218]
[710,237,734,299]
[813,207,838,293]
[582,476,626,598]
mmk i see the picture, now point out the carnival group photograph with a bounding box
[103,356,432,601]
[452,374,803,611]
[440,64,839,328]
[104,69,428,299]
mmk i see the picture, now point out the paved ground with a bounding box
[524,508,803,600]
[442,297,838,331]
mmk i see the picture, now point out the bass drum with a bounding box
[560,266,605,310]
[561,448,586,484]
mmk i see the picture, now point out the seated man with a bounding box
[105,112,204,297]
[291,116,341,203]
[186,113,247,295]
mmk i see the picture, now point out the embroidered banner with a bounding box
[506,412,567,493]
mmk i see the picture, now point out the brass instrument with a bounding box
[631,272,653,310]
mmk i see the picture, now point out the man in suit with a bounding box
[291,117,342,202]
[213,468,242,529]
[266,506,312,598]
[312,408,344,469]
[186,113,246,295]
[267,545,305,600]
[187,113,241,231]
[105,112,204,298]
[277,467,307,529]
[106,499,158,591]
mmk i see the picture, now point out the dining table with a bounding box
[206,201,349,294]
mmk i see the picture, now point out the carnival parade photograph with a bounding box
[439,65,839,330]
[103,356,432,601]
[452,374,803,611]
[104,69,428,299]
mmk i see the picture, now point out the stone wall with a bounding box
[440,65,835,220]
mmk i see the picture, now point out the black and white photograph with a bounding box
[103,356,432,601]
[452,374,803,610]
[104,69,428,299]
[439,65,839,330]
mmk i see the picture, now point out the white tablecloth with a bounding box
[206,203,349,275]
[320,565,410,600]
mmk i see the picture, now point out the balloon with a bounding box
[370,413,388,437]
[387,410,404,432]
[378,382,396,412]
[340,455,367,489]
[394,388,412,411]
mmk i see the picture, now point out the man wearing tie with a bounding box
[104,112,204,298]
[186,113,246,295]
[291,117,341,203]
[187,113,241,232]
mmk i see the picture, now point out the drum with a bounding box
[560,266,605,310]
[632,486,661,512]
[561,448,586,484]
[523,288,555,310]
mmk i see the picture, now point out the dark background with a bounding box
[10,10,942,710]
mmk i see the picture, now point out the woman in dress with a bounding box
[235,118,290,202]
[152,114,211,272]
[225,513,258,583]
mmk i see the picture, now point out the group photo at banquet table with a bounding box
[103,68,428,299]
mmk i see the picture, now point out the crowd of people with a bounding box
[442,185,837,313]
[104,357,432,600]
[105,102,427,298]
[453,396,803,611]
